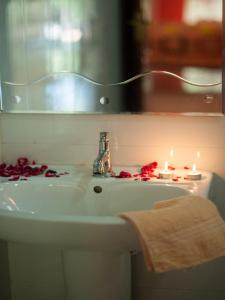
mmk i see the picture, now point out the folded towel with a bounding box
[120,195,225,273]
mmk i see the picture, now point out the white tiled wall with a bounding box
[1,113,225,203]
[1,113,225,177]
[1,113,225,300]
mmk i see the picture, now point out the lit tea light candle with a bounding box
[159,161,173,179]
[187,163,202,180]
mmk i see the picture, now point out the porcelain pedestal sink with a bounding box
[0,166,212,300]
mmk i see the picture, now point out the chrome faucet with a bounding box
[93,132,114,177]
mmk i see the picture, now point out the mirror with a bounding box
[0,0,223,115]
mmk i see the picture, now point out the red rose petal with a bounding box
[40,165,48,171]
[45,173,56,177]
[17,157,29,166]
[8,175,20,181]
[116,171,132,178]
[141,177,150,181]
[2,172,10,177]
[168,165,175,171]
[23,172,31,177]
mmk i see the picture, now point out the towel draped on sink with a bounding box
[120,195,225,273]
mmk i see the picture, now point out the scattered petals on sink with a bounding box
[114,161,205,183]
[141,161,158,175]
[0,157,69,181]
[116,171,133,178]
[115,162,158,180]
[45,169,57,177]
[141,177,150,181]
[172,178,179,182]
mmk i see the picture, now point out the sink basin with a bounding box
[1,180,190,216]
[0,176,196,250]
[0,166,213,300]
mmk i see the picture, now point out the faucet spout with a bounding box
[93,132,114,177]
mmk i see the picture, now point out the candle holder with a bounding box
[159,170,173,179]
[186,164,202,180]
[187,172,202,180]
[159,161,173,179]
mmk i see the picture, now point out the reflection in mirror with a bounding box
[138,0,223,114]
[0,0,223,115]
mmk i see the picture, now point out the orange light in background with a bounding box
[169,149,174,158]
[152,0,185,22]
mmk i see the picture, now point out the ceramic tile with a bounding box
[1,114,54,144]
[108,115,225,148]
[2,143,97,165]
[1,114,225,178]
[2,114,225,148]
[134,288,225,300]
[2,143,225,179]
[133,253,225,291]
[52,114,111,145]
[1,143,44,164]
[111,145,225,176]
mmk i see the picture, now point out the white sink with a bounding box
[0,173,206,250]
[0,166,213,300]
[0,180,189,216]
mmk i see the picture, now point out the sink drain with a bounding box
[93,186,103,193]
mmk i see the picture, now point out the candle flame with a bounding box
[192,163,197,173]
[164,161,168,172]
[196,151,200,159]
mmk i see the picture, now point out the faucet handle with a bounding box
[100,131,109,140]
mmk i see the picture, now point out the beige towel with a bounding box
[120,195,225,273]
